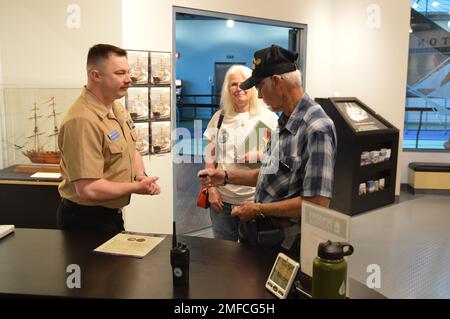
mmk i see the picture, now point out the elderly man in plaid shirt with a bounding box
[199,45,336,249]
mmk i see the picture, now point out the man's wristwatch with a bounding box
[223,170,229,186]
[255,203,265,219]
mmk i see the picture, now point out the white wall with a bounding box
[0,0,413,234]
[0,0,123,167]
[401,152,450,183]
[328,0,410,195]
[0,0,122,88]
[0,49,5,169]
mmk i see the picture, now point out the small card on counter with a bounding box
[93,232,165,258]
[30,172,61,179]
[0,225,15,239]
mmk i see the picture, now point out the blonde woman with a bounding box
[203,65,278,241]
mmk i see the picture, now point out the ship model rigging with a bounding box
[22,97,61,164]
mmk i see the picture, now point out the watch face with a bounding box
[173,267,183,277]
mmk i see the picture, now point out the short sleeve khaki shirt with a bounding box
[58,88,137,208]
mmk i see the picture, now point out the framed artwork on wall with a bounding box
[150,87,171,121]
[150,121,171,154]
[134,122,150,156]
[126,87,149,121]
[150,52,171,85]
[128,50,149,85]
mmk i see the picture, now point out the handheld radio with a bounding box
[170,221,190,286]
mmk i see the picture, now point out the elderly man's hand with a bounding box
[197,169,226,188]
[231,202,257,222]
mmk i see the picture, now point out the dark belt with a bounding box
[254,217,295,231]
[61,198,120,214]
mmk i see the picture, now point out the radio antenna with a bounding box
[172,221,177,248]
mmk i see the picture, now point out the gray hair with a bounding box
[220,65,264,116]
[260,69,302,89]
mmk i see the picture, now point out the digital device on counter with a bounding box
[170,221,190,286]
[265,252,299,299]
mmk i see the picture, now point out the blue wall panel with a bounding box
[175,20,290,96]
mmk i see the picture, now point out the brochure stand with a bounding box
[315,97,399,216]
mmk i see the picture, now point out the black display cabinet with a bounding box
[315,97,399,216]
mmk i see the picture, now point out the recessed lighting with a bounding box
[226,19,234,28]
[431,1,440,8]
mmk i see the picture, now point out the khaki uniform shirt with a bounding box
[58,88,137,208]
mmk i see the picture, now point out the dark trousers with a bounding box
[57,198,124,237]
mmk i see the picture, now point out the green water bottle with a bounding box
[311,240,354,299]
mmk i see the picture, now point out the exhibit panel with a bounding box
[316,97,399,216]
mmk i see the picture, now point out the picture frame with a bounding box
[134,122,150,156]
[150,121,171,154]
[127,50,150,85]
[150,52,171,85]
[150,87,171,121]
[126,87,149,121]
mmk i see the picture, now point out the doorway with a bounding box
[214,62,246,97]
[173,7,307,236]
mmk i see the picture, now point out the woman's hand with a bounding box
[208,187,224,213]
[236,150,263,166]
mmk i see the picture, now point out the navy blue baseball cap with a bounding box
[240,44,298,90]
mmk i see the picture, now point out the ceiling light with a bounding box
[226,19,234,28]
[431,1,440,8]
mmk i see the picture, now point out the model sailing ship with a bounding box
[22,97,61,164]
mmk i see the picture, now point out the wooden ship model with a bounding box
[22,97,61,165]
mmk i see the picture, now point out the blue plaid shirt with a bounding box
[255,93,337,205]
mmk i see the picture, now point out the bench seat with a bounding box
[408,162,450,194]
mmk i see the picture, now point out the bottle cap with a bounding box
[317,240,354,260]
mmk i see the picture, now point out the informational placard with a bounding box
[300,201,351,278]
[335,101,387,132]
[94,232,165,258]
[30,172,61,179]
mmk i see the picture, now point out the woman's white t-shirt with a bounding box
[204,108,279,205]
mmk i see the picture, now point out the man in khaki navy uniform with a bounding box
[57,44,160,235]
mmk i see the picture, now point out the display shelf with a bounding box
[353,187,394,212]
[359,161,392,173]
[125,49,172,155]
[357,161,392,179]
[316,97,399,216]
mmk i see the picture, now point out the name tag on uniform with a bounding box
[108,130,121,141]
